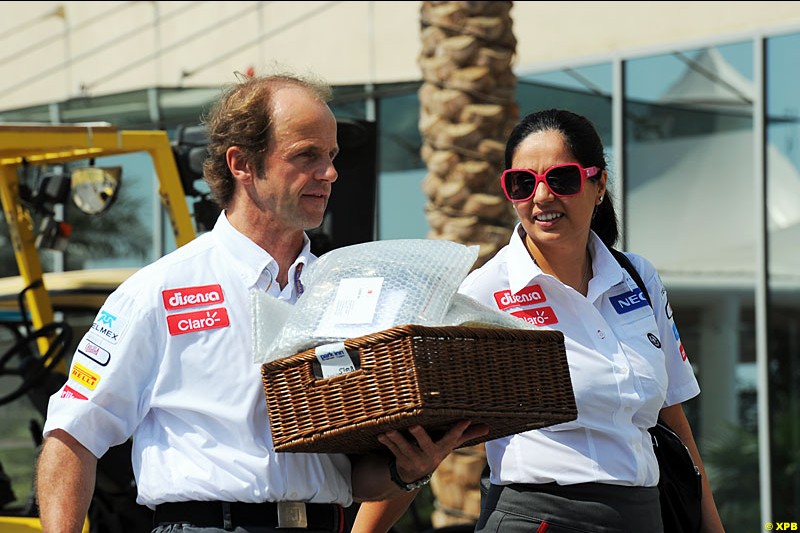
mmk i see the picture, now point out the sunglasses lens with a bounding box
[504,171,536,200]
[545,165,582,196]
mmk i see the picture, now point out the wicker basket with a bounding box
[261,324,575,454]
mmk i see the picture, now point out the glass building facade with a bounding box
[1,27,799,532]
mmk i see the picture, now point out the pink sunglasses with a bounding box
[501,163,600,202]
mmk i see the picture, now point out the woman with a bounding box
[463,108,724,532]
[353,108,725,533]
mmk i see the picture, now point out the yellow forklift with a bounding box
[0,123,197,532]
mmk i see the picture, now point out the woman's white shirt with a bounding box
[458,226,699,487]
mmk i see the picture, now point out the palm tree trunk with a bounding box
[418,0,518,269]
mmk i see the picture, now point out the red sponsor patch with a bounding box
[167,306,230,335]
[162,284,224,310]
[510,306,558,326]
[60,384,88,400]
[679,343,687,361]
[494,285,546,311]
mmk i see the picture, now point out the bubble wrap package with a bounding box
[443,292,536,331]
[252,239,532,364]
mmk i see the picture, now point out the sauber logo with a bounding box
[167,307,230,335]
[60,384,88,400]
[510,306,558,326]
[70,362,100,390]
[494,285,545,311]
[648,333,662,348]
[162,284,224,310]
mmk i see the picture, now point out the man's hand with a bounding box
[351,419,488,501]
[378,420,487,487]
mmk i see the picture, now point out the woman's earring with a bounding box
[598,195,604,205]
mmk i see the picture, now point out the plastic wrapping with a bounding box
[443,292,536,330]
[252,239,533,364]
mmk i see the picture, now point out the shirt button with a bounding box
[624,406,633,413]
[596,329,606,339]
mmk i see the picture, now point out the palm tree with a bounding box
[418,0,518,270]
[417,1,518,528]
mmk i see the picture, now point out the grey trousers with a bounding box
[475,481,663,533]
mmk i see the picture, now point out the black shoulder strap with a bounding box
[608,247,652,308]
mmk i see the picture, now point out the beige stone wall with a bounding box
[513,1,800,70]
[0,1,799,110]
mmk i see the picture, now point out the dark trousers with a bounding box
[475,481,663,533]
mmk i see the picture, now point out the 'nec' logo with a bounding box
[610,289,649,314]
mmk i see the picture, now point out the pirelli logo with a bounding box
[70,362,100,390]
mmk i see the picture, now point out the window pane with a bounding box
[376,85,428,239]
[517,64,612,146]
[766,31,800,521]
[625,42,759,532]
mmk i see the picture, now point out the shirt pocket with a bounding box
[615,314,668,424]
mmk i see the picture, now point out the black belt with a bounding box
[153,500,345,531]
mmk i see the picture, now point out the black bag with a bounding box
[608,247,703,532]
[649,419,703,533]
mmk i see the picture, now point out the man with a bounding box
[36,72,486,533]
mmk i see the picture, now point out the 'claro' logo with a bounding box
[167,307,230,336]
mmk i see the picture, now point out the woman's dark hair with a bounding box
[504,108,619,247]
[201,72,332,209]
